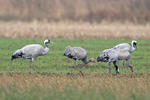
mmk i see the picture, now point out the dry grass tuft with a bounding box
[0,72,150,98]
[0,21,150,39]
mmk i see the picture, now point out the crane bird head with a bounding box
[11,49,23,61]
[64,46,71,56]
[44,39,53,44]
[88,58,97,63]
[132,40,137,49]
[97,53,109,62]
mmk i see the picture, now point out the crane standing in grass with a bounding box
[64,46,96,69]
[11,39,53,68]
[97,48,119,74]
[113,40,137,72]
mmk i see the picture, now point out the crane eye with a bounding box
[133,42,137,46]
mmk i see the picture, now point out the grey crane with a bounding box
[113,40,137,72]
[97,48,119,74]
[64,46,96,69]
[11,39,53,68]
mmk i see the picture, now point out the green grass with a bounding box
[0,38,150,73]
[1,83,150,100]
[0,86,116,100]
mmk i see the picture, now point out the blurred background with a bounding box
[0,0,150,38]
[0,0,150,22]
[1,0,150,23]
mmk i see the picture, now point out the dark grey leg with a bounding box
[73,60,77,70]
[108,62,112,73]
[30,58,34,69]
[122,60,125,70]
[126,59,134,72]
[113,61,119,74]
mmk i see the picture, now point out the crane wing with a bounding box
[21,44,44,58]
[113,43,131,52]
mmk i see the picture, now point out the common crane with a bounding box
[113,40,137,72]
[64,46,96,69]
[97,48,119,74]
[11,39,53,68]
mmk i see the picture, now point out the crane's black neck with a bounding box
[82,58,91,64]
[44,43,49,48]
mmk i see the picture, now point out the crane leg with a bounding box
[30,58,34,69]
[126,59,134,72]
[73,60,77,70]
[122,60,125,70]
[113,61,119,74]
[108,62,112,73]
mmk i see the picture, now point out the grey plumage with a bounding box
[97,48,119,73]
[11,39,53,68]
[64,46,96,69]
[113,40,137,53]
[113,40,137,72]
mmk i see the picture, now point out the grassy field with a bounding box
[0,38,150,100]
[0,38,150,73]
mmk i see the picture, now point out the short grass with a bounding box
[0,38,150,73]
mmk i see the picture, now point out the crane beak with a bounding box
[11,57,14,61]
[50,41,54,44]
[96,61,99,64]
[11,56,15,61]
